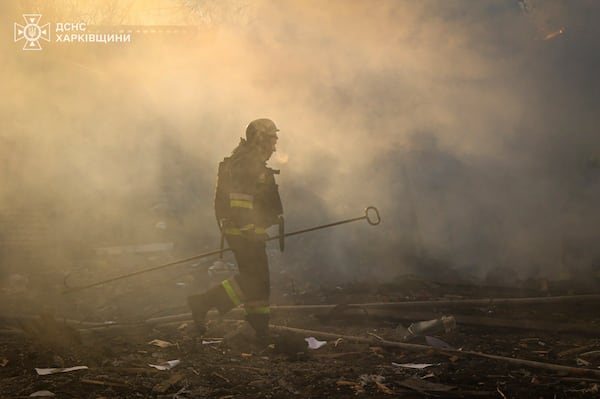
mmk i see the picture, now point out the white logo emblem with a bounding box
[14,14,50,50]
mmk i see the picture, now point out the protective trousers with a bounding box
[187,234,270,337]
[226,234,270,336]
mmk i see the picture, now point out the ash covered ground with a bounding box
[2,267,600,398]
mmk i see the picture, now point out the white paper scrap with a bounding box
[29,390,55,397]
[392,362,440,369]
[148,360,180,370]
[305,337,327,350]
[35,366,88,375]
[202,340,222,345]
[148,339,175,348]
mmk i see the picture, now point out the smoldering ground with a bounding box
[1,0,600,313]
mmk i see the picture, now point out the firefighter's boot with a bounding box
[245,312,270,341]
[187,282,237,335]
[186,293,210,334]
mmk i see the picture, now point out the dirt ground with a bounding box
[2,279,600,399]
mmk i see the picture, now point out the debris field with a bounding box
[1,281,600,398]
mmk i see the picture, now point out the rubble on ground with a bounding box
[1,280,600,398]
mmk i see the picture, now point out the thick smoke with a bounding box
[1,0,600,309]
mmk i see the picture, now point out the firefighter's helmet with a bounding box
[245,118,279,143]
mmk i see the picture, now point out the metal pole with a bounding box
[62,206,381,294]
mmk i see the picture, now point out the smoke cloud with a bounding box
[2,0,600,312]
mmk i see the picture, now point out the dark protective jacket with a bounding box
[214,139,283,235]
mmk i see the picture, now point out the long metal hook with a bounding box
[63,206,381,294]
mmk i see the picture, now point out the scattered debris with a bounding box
[278,378,300,395]
[171,385,192,399]
[358,374,385,385]
[35,366,88,375]
[565,383,599,394]
[29,391,55,397]
[425,336,454,350]
[397,377,456,393]
[580,350,600,359]
[367,331,385,341]
[18,313,82,348]
[177,322,189,330]
[406,316,456,338]
[392,362,440,369]
[202,339,223,345]
[305,336,327,349]
[80,378,129,388]
[153,372,185,393]
[355,374,395,394]
[336,380,364,394]
[270,324,600,377]
[558,345,599,358]
[576,358,592,367]
[375,380,394,395]
[148,339,175,348]
[211,371,230,383]
[4,289,600,397]
[148,360,180,371]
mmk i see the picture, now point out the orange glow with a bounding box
[544,27,565,40]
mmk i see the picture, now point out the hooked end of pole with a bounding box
[365,206,381,225]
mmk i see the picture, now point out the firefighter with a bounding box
[187,118,283,339]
